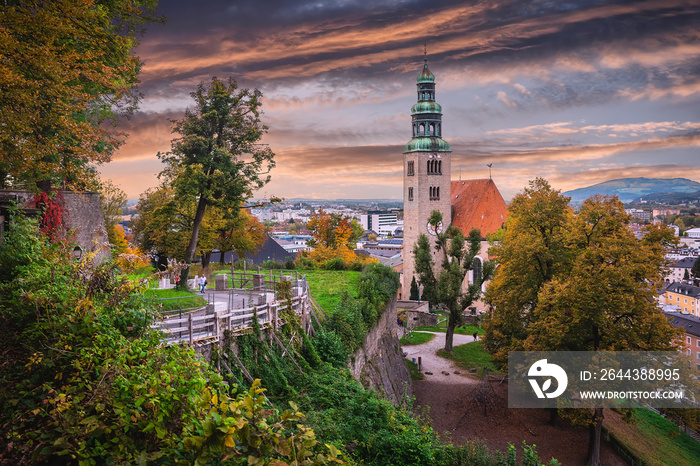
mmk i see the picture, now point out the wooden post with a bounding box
[188,313,193,346]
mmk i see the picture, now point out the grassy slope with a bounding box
[302,269,360,314]
[606,408,700,466]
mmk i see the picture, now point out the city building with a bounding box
[401,57,508,297]
[665,257,697,284]
[664,282,700,316]
[664,311,700,368]
[358,211,402,235]
[625,208,652,222]
[686,227,700,239]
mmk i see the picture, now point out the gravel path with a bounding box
[402,331,479,383]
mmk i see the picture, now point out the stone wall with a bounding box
[0,190,110,263]
[61,192,110,263]
[349,297,413,405]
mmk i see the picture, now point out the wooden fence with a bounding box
[154,271,316,345]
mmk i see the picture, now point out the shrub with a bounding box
[312,328,348,367]
[261,259,284,269]
[321,257,347,270]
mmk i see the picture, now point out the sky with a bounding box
[101,0,700,201]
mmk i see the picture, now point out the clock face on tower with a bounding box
[427,220,443,236]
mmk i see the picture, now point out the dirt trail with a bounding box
[403,332,627,466]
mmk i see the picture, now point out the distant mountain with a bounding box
[563,178,700,204]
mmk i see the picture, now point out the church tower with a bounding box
[402,57,452,297]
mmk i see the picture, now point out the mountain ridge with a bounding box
[562,177,700,203]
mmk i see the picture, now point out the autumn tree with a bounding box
[0,0,160,190]
[298,209,368,268]
[484,179,682,466]
[483,178,573,366]
[306,209,363,250]
[157,77,275,285]
[99,179,128,256]
[215,208,268,264]
[414,210,493,351]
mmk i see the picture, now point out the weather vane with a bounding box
[487,163,493,179]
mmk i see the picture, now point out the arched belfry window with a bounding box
[438,160,442,174]
[420,124,425,136]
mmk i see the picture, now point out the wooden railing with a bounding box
[154,271,316,345]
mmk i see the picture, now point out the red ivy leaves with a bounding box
[34,191,67,242]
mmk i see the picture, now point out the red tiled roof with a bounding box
[451,179,508,237]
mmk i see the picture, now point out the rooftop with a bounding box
[451,179,508,237]
[665,311,700,338]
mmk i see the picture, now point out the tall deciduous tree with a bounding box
[414,210,493,352]
[483,178,573,367]
[484,179,681,466]
[0,0,160,189]
[158,77,275,285]
[306,209,363,250]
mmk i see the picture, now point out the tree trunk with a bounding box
[444,318,456,352]
[549,408,559,426]
[202,250,212,270]
[184,195,208,264]
[587,407,604,466]
[177,196,208,291]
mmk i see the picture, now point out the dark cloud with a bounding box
[105,0,700,198]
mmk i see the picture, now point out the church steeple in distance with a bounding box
[404,55,451,154]
[401,54,453,298]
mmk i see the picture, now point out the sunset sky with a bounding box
[101,0,700,201]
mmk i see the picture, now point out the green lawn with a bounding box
[144,289,207,312]
[606,408,700,466]
[137,267,359,316]
[437,341,500,375]
[301,269,360,315]
[400,331,435,346]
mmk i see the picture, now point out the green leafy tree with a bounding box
[409,276,420,300]
[413,232,438,306]
[216,208,268,264]
[132,183,194,264]
[414,210,493,352]
[484,180,682,466]
[158,77,275,286]
[691,257,700,281]
[483,178,573,367]
[0,0,161,189]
